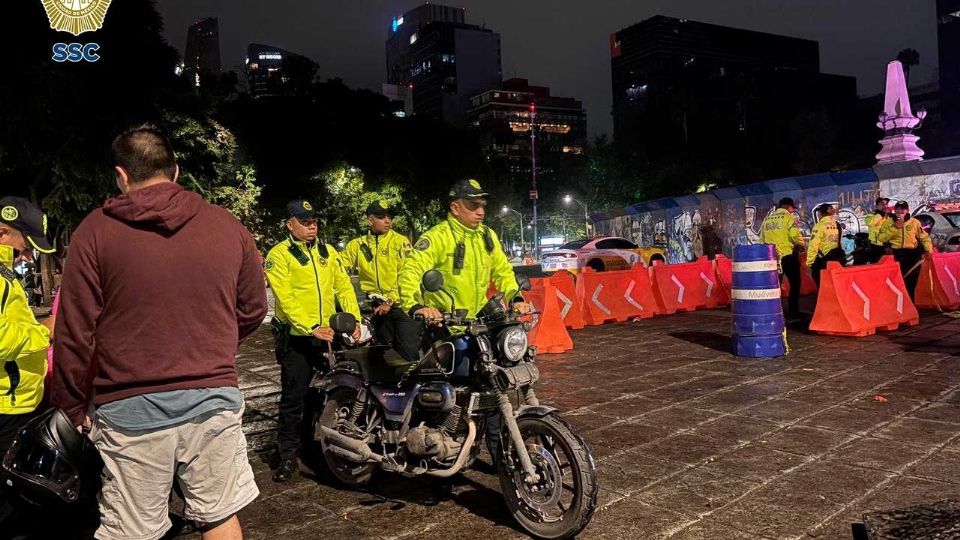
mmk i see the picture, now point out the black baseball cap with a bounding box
[894,200,909,210]
[365,199,392,217]
[875,197,890,206]
[286,199,316,220]
[448,178,488,201]
[777,197,796,208]
[0,197,54,254]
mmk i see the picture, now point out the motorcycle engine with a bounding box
[406,426,460,460]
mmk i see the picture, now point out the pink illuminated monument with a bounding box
[876,60,927,163]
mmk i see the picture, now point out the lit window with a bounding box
[249,62,259,70]
[410,33,417,45]
[393,111,406,118]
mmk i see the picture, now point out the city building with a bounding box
[182,17,221,88]
[610,16,858,180]
[468,78,587,179]
[938,0,960,154]
[385,3,502,125]
[382,83,414,118]
[245,43,317,99]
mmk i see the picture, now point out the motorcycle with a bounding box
[310,270,598,539]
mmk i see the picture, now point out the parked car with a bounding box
[541,237,667,273]
[916,211,960,253]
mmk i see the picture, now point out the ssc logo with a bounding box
[468,179,482,190]
[52,42,100,62]
[302,201,314,211]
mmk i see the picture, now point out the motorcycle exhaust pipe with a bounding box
[319,426,384,463]
[425,419,476,478]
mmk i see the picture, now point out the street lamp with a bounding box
[501,206,525,255]
[563,195,590,238]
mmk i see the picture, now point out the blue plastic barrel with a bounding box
[731,244,786,357]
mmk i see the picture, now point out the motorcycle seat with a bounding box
[344,346,416,383]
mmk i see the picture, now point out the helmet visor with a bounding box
[4,427,79,487]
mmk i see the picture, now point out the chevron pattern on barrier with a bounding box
[809,256,919,337]
[915,251,960,311]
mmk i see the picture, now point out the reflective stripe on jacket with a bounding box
[342,229,411,304]
[806,216,841,266]
[759,208,804,260]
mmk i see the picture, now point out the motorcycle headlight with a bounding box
[498,327,528,363]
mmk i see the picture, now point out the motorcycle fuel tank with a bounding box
[369,383,421,422]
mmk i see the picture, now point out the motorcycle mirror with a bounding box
[516,275,532,292]
[329,312,357,335]
[422,270,445,293]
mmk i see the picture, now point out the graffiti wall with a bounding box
[592,157,960,260]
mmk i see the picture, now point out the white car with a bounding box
[917,211,960,253]
[540,237,667,273]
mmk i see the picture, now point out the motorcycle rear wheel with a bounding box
[498,413,598,540]
[316,388,378,487]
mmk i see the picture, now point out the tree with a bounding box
[897,48,920,85]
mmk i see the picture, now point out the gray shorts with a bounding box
[91,408,259,540]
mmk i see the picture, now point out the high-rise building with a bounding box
[610,16,858,178]
[183,17,221,88]
[938,0,960,154]
[385,3,502,125]
[245,44,318,99]
[468,78,587,179]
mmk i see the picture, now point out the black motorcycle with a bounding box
[311,270,598,539]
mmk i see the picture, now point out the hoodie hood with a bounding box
[102,182,203,233]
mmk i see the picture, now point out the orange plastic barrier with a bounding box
[715,255,733,292]
[650,256,728,315]
[915,251,960,310]
[545,271,585,330]
[575,268,651,325]
[809,256,919,337]
[523,281,574,354]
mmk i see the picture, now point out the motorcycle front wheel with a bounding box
[498,413,598,540]
[316,388,378,487]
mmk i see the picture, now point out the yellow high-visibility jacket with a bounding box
[265,236,360,336]
[806,216,841,266]
[399,215,519,318]
[0,245,48,414]
[865,212,893,246]
[341,229,411,304]
[880,217,934,252]
[759,208,805,260]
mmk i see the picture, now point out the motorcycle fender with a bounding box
[515,405,557,418]
[324,372,364,393]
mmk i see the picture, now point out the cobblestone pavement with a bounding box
[218,304,960,539]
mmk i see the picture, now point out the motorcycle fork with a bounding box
[495,390,540,485]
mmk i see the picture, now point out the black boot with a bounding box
[273,458,298,483]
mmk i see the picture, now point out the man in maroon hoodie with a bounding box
[52,125,267,540]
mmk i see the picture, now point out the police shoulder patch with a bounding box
[0,265,15,282]
[265,259,275,271]
[414,238,431,251]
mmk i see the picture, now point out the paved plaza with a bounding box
[212,304,960,539]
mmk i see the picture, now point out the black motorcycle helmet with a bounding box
[2,408,101,506]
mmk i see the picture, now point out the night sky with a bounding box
[158,0,939,137]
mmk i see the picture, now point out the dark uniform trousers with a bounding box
[371,307,422,363]
[277,335,327,461]
[780,254,801,316]
[894,247,924,300]
[810,248,847,287]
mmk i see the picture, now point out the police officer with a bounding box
[864,197,892,263]
[759,198,805,318]
[398,179,529,461]
[342,200,420,361]
[0,198,55,530]
[265,199,361,483]
[0,197,55,451]
[879,201,933,299]
[807,204,847,286]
